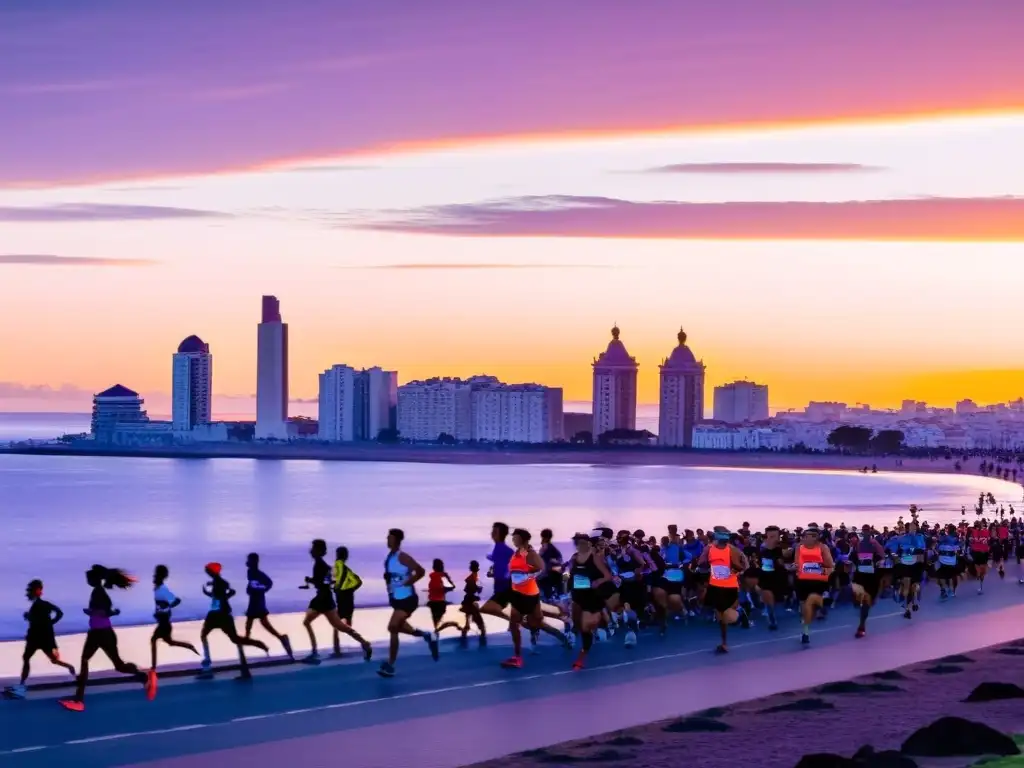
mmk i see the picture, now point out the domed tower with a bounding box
[591,325,639,438]
[658,328,706,447]
[172,334,212,431]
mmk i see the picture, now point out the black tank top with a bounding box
[570,553,602,593]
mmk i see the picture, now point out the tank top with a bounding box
[569,553,602,593]
[969,531,990,553]
[427,572,447,602]
[999,525,1009,539]
[384,551,413,600]
[708,545,738,588]
[509,550,540,596]
[856,540,878,573]
[796,544,828,581]
[662,542,682,567]
[615,551,639,581]
[759,546,782,575]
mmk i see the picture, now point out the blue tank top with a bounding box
[662,543,682,567]
[385,551,413,600]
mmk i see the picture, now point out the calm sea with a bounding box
[0,446,1014,639]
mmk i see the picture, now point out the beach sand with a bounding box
[472,640,1024,768]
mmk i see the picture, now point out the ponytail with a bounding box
[93,566,136,590]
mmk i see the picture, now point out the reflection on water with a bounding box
[0,454,1015,638]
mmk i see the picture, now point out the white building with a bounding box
[256,295,289,439]
[471,383,563,443]
[592,326,638,438]
[658,329,706,447]
[713,380,768,423]
[318,365,398,442]
[397,377,480,442]
[91,384,149,440]
[172,335,213,432]
[693,424,788,451]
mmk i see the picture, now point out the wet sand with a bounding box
[474,640,1024,768]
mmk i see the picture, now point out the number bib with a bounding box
[511,572,531,585]
[857,562,875,574]
[618,571,635,580]
[800,562,823,576]
[664,568,683,583]
[710,565,732,582]
[900,554,916,566]
[572,574,592,590]
[761,559,774,573]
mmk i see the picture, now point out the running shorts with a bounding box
[851,572,880,599]
[509,592,541,616]
[202,611,234,633]
[427,600,448,625]
[894,563,924,582]
[389,595,419,615]
[152,614,173,642]
[971,551,990,566]
[618,580,646,610]
[794,579,828,602]
[704,586,739,614]
[597,580,617,603]
[23,631,58,660]
[758,574,788,601]
[571,589,606,614]
[308,590,336,614]
[658,568,686,595]
[335,590,355,623]
[935,564,958,581]
[485,590,513,609]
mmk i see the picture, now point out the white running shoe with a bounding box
[596,628,608,642]
[624,631,637,648]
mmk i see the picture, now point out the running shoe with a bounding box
[282,635,293,659]
[855,628,866,639]
[714,645,728,655]
[768,622,778,632]
[595,628,608,643]
[801,633,810,646]
[301,652,322,665]
[145,669,158,701]
[236,670,253,682]
[362,643,373,662]
[5,685,26,700]
[377,662,396,678]
[624,630,637,648]
[903,609,912,619]
[58,698,84,712]
[572,654,586,671]
[500,656,523,669]
[425,633,440,661]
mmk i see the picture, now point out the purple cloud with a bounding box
[644,163,883,174]
[358,195,1024,241]
[0,254,154,266]
[0,203,226,222]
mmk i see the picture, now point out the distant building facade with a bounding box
[658,329,706,447]
[713,380,768,424]
[91,384,149,439]
[592,326,638,438]
[172,335,213,431]
[256,295,289,439]
[318,365,398,442]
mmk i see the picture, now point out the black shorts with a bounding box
[894,563,924,582]
[972,551,990,566]
[852,572,880,599]
[389,594,419,615]
[758,574,788,601]
[597,581,617,603]
[152,614,173,642]
[509,592,541,616]
[428,600,448,624]
[245,603,269,620]
[571,589,606,614]
[202,611,235,633]
[485,590,512,609]
[618,580,646,609]
[935,565,958,581]
[308,590,336,614]
[658,568,686,595]
[704,586,739,614]
[23,632,58,660]
[335,590,355,622]
[795,580,828,602]
[691,569,710,585]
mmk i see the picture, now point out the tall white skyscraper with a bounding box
[713,381,769,423]
[171,335,213,431]
[591,326,638,438]
[318,365,357,442]
[354,367,398,441]
[256,295,289,439]
[658,328,706,447]
[318,365,398,442]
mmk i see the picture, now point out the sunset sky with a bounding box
[3,1,1024,414]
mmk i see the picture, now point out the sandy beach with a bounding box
[474,640,1024,768]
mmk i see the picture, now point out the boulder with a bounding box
[852,745,918,767]
[901,717,1020,757]
[937,654,975,664]
[924,664,963,675]
[761,697,836,714]
[662,716,731,733]
[964,682,1024,703]
[815,681,902,695]
[604,735,644,747]
[794,755,856,768]
[872,670,907,681]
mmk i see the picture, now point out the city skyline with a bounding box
[3,3,1024,412]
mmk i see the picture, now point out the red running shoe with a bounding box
[572,654,586,671]
[59,698,84,712]
[855,628,866,639]
[145,669,158,701]
[500,656,523,669]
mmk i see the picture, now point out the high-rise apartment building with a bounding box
[658,329,706,447]
[318,365,398,442]
[396,377,484,442]
[256,295,288,439]
[592,326,638,438]
[172,335,212,431]
[713,380,769,424]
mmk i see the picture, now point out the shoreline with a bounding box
[0,441,993,476]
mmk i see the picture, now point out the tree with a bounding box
[826,425,873,453]
[436,432,457,445]
[870,429,905,454]
[376,428,400,444]
[571,430,593,445]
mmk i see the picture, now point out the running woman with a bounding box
[501,529,546,669]
[198,562,268,680]
[427,559,462,637]
[243,553,292,659]
[567,533,614,671]
[378,528,438,678]
[794,525,834,646]
[935,525,961,599]
[58,566,151,712]
[300,540,372,664]
[458,560,487,647]
[698,526,746,654]
[611,530,646,647]
[332,546,362,655]
[5,580,75,699]
[850,528,886,638]
[150,565,199,676]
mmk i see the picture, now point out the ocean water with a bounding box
[0,452,1015,639]
[0,412,91,444]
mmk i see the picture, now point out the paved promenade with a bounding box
[2,574,1023,767]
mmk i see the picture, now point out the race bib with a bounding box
[900,555,916,566]
[711,565,732,581]
[800,562,823,575]
[510,572,531,585]
[761,560,775,573]
[665,568,683,583]
[619,571,635,580]
[938,554,957,566]
[857,563,875,574]
[572,574,592,590]
[209,599,221,611]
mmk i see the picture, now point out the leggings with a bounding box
[74,628,145,701]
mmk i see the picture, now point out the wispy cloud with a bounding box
[4,79,136,95]
[642,162,884,174]
[192,83,289,102]
[346,263,608,270]
[279,164,378,174]
[0,382,92,399]
[0,203,227,222]
[0,254,154,266]
[357,195,1024,242]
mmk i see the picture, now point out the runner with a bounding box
[150,565,200,676]
[300,540,372,664]
[458,560,487,647]
[896,518,926,619]
[331,545,362,655]
[538,529,564,601]
[58,566,151,712]
[4,580,75,700]
[567,533,614,671]
[198,562,269,680]
[427,559,462,637]
[935,525,961,599]
[794,525,834,646]
[968,521,991,594]
[612,530,646,648]
[378,528,438,678]
[500,529,546,669]
[757,526,788,631]
[242,553,292,659]
[850,527,886,638]
[697,526,746,653]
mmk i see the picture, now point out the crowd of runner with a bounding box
[7,497,1024,712]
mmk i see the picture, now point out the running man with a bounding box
[5,580,75,700]
[243,553,292,659]
[698,526,746,654]
[198,563,268,680]
[896,518,926,618]
[935,525,961,599]
[300,540,372,664]
[378,528,438,678]
[969,521,991,593]
[850,528,886,638]
[151,565,200,675]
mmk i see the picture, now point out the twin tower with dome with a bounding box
[592,325,705,446]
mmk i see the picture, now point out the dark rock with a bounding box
[536,750,625,764]
[901,716,1021,757]
[924,664,963,675]
[761,697,836,714]
[604,735,644,747]
[693,706,728,718]
[872,670,907,681]
[662,716,732,733]
[852,745,918,767]
[815,681,902,695]
[995,647,1024,656]
[937,654,975,664]
[519,749,551,758]
[794,754,856,768]
[963,682,1024,703]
